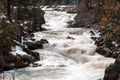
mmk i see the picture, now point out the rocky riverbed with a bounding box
[1,7,115,80]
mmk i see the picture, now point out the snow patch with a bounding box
[10,46,28,56]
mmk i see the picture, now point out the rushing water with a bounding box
[4,9,114,80]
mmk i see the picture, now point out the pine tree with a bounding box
[0,0,15,66]
[0,18,15,55]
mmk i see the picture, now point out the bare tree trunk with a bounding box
[32,0,36,31]
[4,0,7,9]
[7,0,11,19]
[17,0,20,22]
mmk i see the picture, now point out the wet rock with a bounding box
[66,36,74,40]
[111,48,120,58]
[10,53,37,68]
[104,64,120,80]
[30,38,35,42]
[11,50,39,68]
[31,63,42,67]
[13,56,27,68]
[20,55,35,63]
[95,37,105,46]
[105,40,115,48]
[25,42,43,50]
[67,21,75,26]
[96,47,112,57]
[23,48,40,60]
[29,33,35,38]
[24,39,49,50]
[3,63,15,70]
[0,54,16,70]
[90,31,95,36]
[39,39,49,44]
[91,36,97,41]
[57,65,66,67]
[0,45,40,70]
[94,37,117,58]
[104,55,120,80]
[93,33,120,58]
[3,54,29,69]
[67,11,77,14]
[115,55,120,66]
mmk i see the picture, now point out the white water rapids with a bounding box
[5,9,114,80]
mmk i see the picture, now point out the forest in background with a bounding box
[0,0,120,80]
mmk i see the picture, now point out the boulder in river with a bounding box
[104,55,120,80]
[25,42,43,50]
[23,48,40,60]
[24,39,49,50]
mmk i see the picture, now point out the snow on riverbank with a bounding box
[10,46,28,56]
[4,7,114,80]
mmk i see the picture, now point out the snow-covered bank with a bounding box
[4,8,114,80]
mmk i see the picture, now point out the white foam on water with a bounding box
[43,11,76,30]
[5,7,115,80]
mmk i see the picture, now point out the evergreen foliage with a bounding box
[0,18,15,55]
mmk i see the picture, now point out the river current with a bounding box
[4,8,114,80]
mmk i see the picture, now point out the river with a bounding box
[4,8,114,80]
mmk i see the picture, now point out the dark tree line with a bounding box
[0,0,45,71]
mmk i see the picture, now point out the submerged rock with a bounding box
[66,36,74,40]
[31,63,42,67]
